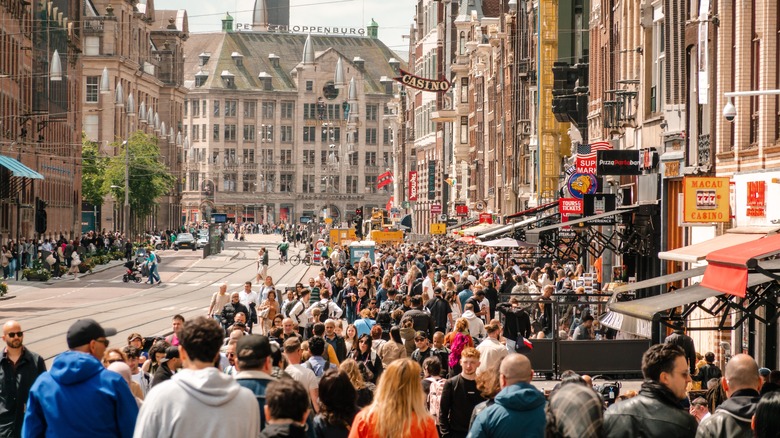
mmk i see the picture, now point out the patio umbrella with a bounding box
[477,237,535,248]
[457,235,479,244]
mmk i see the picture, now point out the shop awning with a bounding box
[461,223,501,236]
[611,266,707,295]
[476,216,537,239]
[450,218,477,230]
[606,258,780,336]
[504,201,557,220]
[701,233,780,298]
[658,228,776,263]
[0,155,44,179]
[525,207,636,243]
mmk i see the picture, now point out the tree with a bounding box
[81,133,109,207]
[103,131,175,229]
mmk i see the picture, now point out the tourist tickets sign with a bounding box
[394,69,451,93]
[683,176,730,222]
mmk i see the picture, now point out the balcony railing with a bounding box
[83,17,106,34]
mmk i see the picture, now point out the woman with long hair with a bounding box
[313,369,359,438]
[377,326,407,368]
[444,318,474,376]
[754,390,780,438]
[444,288,462,331]
[351,334,383,384]
[344,324,358,353]
[258,289,279,335]
[349,359,437,438]
[340,359,376,408]
[141,340,170,375]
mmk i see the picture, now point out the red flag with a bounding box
[377,171,393,188]
[386,196,394,211]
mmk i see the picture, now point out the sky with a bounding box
[153,0,416,59]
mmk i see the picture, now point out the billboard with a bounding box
[683,177,730,222]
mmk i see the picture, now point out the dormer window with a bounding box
[352,56,365,70]
[269,53,280,68]
[199,52,211,66]
[231,52,243,67]
[258,72,273,91]
[195,70,208,87]
[221,70,235,88]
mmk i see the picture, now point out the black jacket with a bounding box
[603,381,698,438]
[403,308,435,338]
[260,423,308,438]
[692,363,722,389]
[425,296,452,332]
[0,347,46,438]
[665,331,697,374]
[151,362,174,387]
[439,374,485,438]
[696,389,759,438]
[496,302,532,341]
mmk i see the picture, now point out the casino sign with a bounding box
[394,69,451,93]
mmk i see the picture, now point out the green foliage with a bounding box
[103,131,175,221]
[23,260,52,281]
[81,133,109,207]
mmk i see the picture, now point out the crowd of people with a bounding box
[4,236,780,437]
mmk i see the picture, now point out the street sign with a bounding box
[475,201,485,211]
[430,223,447,234]
[439,213,448,221]
[479,213,492,224]
[446,218,458,226]
[430,204,442,214]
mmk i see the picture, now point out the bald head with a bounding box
[724,354,760,394]
[500,353,533,386]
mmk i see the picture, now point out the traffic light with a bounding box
[35,197,47,234]
[354,207,363,239]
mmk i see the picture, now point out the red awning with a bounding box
[504,201,558,220]
[701,233,780,297]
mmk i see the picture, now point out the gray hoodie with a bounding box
[463,310,486,340]
[133,367,260,438]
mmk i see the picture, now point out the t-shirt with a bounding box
[285,364,319,391]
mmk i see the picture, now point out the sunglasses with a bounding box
[94,339,110,347]
[6,331,23,338]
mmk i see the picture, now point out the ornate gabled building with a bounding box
[80,0,188,234]
[180,16,402,226]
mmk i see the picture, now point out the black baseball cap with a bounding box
[237,334,275,361]
[67,319,117,349]
[159,346,180,363]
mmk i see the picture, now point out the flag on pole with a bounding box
[386,196,394,211]
[576,141,612,160]
[377,171,393,189]
[445,178,456,186]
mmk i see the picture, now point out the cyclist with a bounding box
[277,239,290,264]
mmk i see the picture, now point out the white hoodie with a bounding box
[462,310,486,340]
[134,367,260,438]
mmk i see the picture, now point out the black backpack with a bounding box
[283,299,299,317]
[314,301,329,323]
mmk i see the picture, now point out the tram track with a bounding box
[9,245,316,362]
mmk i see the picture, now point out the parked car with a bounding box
[145,234,165,250]
[174,233,197,251]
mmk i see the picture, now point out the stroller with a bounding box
[123,260,143,283]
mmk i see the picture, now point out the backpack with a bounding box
[304,357,331,378]
[283,299,299,317]
[279,242,289,252]
[236,378,271,430]
[427,377,446,424]
[314,301,329,323]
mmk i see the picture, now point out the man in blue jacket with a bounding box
[467,353,546,438]
[22,319,138,437]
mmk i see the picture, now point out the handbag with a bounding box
[258,305,271,319]
[46,254,56,266]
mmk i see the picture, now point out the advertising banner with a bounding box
[408,171,418,201]
[583,193,617,225]
[683,176,730,222]
[596,150,642,175]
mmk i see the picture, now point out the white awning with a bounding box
[658,227,779,263]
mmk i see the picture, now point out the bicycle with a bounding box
[289,249,312,266]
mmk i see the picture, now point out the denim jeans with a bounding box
[147,264,160,283]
